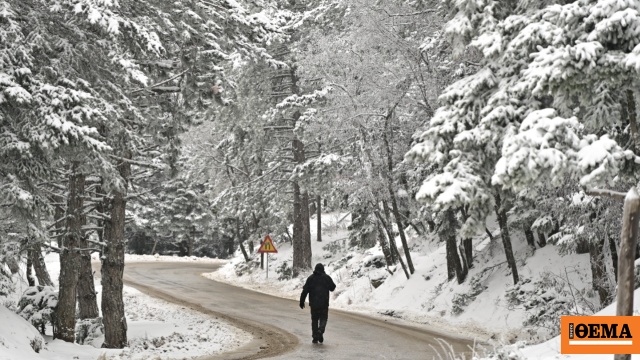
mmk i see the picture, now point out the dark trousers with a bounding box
[310,307,329,339]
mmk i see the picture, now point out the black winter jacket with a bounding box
[300,269,336,309]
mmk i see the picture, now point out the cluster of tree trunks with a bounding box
[50,156,130,347]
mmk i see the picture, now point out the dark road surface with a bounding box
[124,262,478,360]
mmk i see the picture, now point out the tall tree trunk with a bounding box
[53,193,66,248]
[460,208,473,269]
[95,185,105,258]
[101,156,129,348]
[609,235,619,283]
[387,185,415,274]
[6,255,19,274]
[235,218,250,263]
[590,236,612,306]
[381,201,397,264]
[292,138,312,275]
[523,223,536,252]
[374,208,409,279]
[301,191,312,268]
[55,165,85,342]
[626,90,640,151]
[30,245,53,287]
[77,254,99,320]
[458,241,469,280]
[382,116,414,275]
[389,238,409,279]
[375,221,393,267]
[537,231,547,247]
[439,209,465,283]
[150,239,158,255]
[26,253,35,287]
[78,185,98,320]
[292,179,305,277]
[494,192,519,285]
[316,195,322,242]
[463,238,473,269]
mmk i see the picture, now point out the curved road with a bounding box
[124,263,477,360]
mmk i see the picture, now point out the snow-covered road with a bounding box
[124,262,477,360]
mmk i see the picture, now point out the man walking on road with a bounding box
[300,263,336,344]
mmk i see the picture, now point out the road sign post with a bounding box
[257,235,278,279]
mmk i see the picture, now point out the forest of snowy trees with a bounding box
[2,0,640,354]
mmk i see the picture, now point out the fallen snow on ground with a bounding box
[207,212,602,359]
[0,252,249,360]
[124,253,223,263]
[485,289,640,360]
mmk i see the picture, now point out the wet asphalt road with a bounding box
[124,262,477,360]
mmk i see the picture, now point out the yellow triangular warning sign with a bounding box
[258,235,278,253]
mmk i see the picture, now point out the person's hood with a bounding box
[313,263,325,274]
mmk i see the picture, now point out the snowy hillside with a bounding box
[208,212,600,354]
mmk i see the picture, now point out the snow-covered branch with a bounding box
[584,188,626,201]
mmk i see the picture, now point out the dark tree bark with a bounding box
[459,208,473,269]
[150,239,158,255]
[485,227,495,242]
[590,236,612,306]
[494,192,519,284]
[389,190,415,275]
[427,220,436,232]
[626,90,640,151]
[381,201,397,264]
[374,210,395,264]
[523,223,536,252]
[30,245,53,287]
[53,193,66,248]
[408,222,423,236]
[375,215,394,266]
[77,254,99,320]
[458,241,469,280]
[609,235,619,283]
[292,180,305,276]
[101,156,129,349]
[77,184,98,320]
[375,221,393,267]
[301,191,312,266]
[316,195,322,242]
[383,137,415,274]
[537,231,547,247]
[55,166,85,342]
[188,229,194,258]
[6,256,19,274]
[26,254,35,287]
[235,218,250,263]
[439,210,466,283]
[374,208,409,279]
[463,238,473,269]
[292,138,312,275]
[95,185,105,258]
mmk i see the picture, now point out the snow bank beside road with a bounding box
[0,305,45,360]
[0,252,249,360]
[123,253,223,263]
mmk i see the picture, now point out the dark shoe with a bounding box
[312,339,318,344]
[318,334,324,343]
